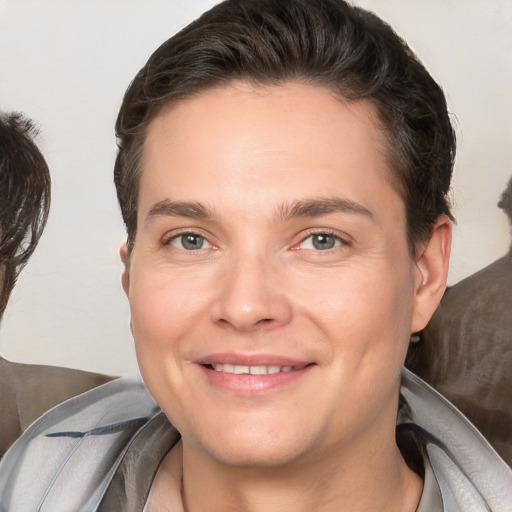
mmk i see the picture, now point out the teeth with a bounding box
[213,364,296,375]
[249,365,267,375]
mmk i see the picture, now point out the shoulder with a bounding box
[399,369,512,512]
[0,376,161,511]
[0,356,115,457]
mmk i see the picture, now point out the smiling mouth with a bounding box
[203,363,310,375]
[198,360,315,393]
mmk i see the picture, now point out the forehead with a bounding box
[139,82,402,222]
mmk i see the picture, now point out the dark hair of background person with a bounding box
[0,112,51,317]
[114,0,455,256]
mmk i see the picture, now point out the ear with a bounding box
[120,243,131,296]
[410,215,452,333]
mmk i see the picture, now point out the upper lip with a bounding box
[196,353,312,368]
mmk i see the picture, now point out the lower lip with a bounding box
[197,364,314,395]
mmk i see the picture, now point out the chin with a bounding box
[187,414,316,469]
[206,438,310,469]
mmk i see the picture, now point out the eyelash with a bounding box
[295,230,350,252]
[162,229,351,253]
[163,230,214,251]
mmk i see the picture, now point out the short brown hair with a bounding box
[114,0,455,254]
[0,112,51,316]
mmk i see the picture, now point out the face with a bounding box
[123,82,443,469]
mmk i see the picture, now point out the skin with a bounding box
[121,82,451,512]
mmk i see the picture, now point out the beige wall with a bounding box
[0,0,510,375]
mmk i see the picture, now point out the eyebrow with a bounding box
[147,200,211,220]
[276,197,374,221]
[146,197,374,224]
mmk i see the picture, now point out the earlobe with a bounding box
[411,215,452,333]
[120,243,131,296]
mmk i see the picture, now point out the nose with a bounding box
[211,253,292,332]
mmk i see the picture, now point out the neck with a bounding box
[178,431,422,512]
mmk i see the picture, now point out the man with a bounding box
[0,1,510,510]
[0,112,112,458]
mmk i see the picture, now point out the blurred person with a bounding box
[407,176,512,465]
[0,112,112,458]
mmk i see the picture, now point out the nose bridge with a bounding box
[212,247,291,331]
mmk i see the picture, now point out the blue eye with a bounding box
[300,233,342,250]
[169,233,207,250]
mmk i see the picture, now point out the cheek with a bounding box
[129,268,207,341]
[127,275,198,420]
[128,271,198,383]
[297,264,415,368]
